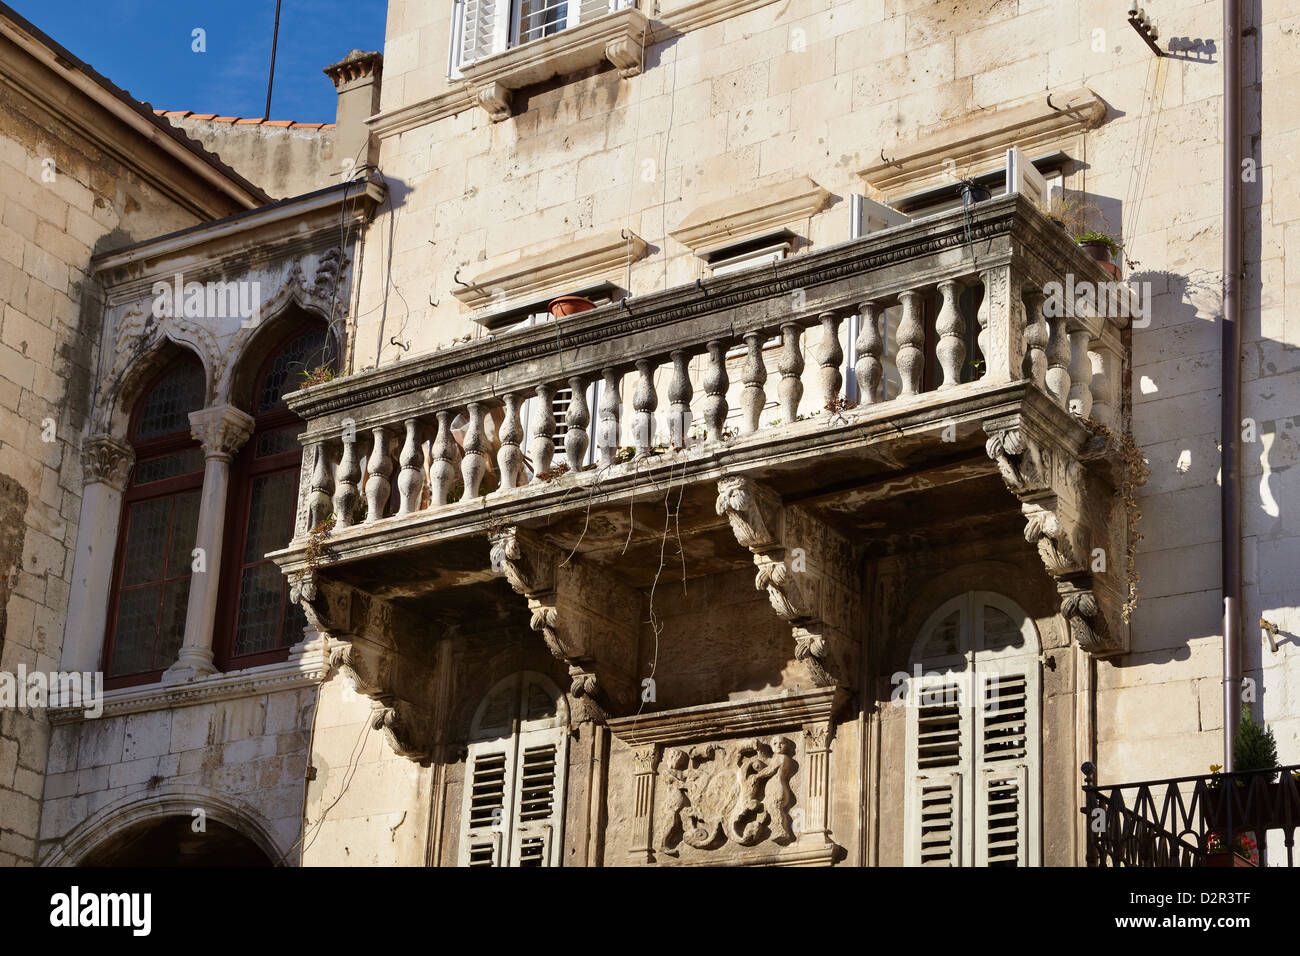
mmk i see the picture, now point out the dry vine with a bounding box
[1079,416,1151,621]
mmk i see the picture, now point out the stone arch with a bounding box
[42,783,289,867]
[220,293,341,412]
[94,315,216,436]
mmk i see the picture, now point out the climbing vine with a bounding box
[1079,416,1150,622]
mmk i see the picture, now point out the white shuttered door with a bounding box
[459,672,569,867]
[904,593,1040,867]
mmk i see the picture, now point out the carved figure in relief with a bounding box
[658,748,691,857]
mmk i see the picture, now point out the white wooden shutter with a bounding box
[906,683,969,866]
[974,669,1032,866]
[456,0,508,73]
[508,729,567,866]
[459,742,515,867]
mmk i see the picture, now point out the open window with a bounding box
[103,355,207,687]
[459,672,569,866]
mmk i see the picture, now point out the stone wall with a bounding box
[0,78,208,866]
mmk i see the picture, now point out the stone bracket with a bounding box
[488,525,637,723]
[984,413,1126,657]
[291,574,439,760]
[715,476,859,687]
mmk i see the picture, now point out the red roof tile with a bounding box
[153,108,335,130]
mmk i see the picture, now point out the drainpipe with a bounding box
[1221,0,1244,770]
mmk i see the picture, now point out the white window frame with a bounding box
[450,0,630,78]
[902,591,1041,867]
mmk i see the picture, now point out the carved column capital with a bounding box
[715,475,781,552]
[189,404,255,461]
[82,434,135,491]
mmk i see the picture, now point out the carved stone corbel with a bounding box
[293,576,438,760]
[984,418,1124,657]
[488,526,636,724]
[716,476,858,686]
[472,82,511,122]
[605,36,643,77]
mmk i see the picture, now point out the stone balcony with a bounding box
[270,195,1134,757]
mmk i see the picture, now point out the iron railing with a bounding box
[1081,761,1300,867]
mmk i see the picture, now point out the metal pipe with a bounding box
[264,0,284,120]
[1221,0,1244,770]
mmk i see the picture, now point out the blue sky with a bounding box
[14,0,389,123]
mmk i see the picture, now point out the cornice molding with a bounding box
[859,87,1106,200]
[653,0,784,35]
[48,650,329,724]
[606,686,845,745]
[669,175,830,256]
[452,228,648,310]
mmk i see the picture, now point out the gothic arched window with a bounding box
[104,355,206,685]
[215,322,336,669]
[902,591,1041,867]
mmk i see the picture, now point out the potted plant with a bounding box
[1203,705,1289,864]
[956,177,991,206]
[547,295,598,319]
[1046,192,1123,278]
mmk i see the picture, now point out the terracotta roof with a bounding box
[155,110,336,130]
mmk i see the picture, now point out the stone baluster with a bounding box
[1044,302,1071,410]
[702,340,729,440]
[817,311,843,406]
[935,279,965,388]
[307,441,334,528]
[1022,288,1048,389]
[564,375,590,471]
[396,419,425,515]
[1089,350,1111,427]
[497,393,525,489]
[1067,318,1094,417]
[461,402,489,497]
[429,410,459,506]
[632,359,656,456]
[597,368,621,465]
[364,426,393,522]
[896,290,925,396]
[739,331,767,434]
[530,383,557,475]
[854,300,883,405]
[333,428,361,527]
[777,322,804,421]
[667,349,692,447]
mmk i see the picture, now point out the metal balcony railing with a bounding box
[1081,761,1300,867]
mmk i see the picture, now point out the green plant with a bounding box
[299,365,336,388]
[1234,704,1279,779]
[1075,230,1121,257]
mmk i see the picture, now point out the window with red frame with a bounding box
[104,355,207,685]
[216,323,337,669]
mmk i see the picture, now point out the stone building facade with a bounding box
[1,0,1297,867]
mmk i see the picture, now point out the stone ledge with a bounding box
[452,227,648,311]
[48,644,329,723]
[859,87,1106,201]
[607,686,846,744]
[669,175,830,257]
[461,7,650,122]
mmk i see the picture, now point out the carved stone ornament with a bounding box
[189,405,255,460]
[82,434,135,490]
[985,421,1123,657]
[329,641,433,761]
[657,737,798,857]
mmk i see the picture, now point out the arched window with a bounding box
[104,355,206,686]
[216,322,336,670]
[902,591,1041,867]
[458,672,569,867]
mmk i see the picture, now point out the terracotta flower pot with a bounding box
[547,295,598,319]
[1078,239,1120,279]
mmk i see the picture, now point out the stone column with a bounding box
[164,404,254,682]
[60,436,135,674]
[801,721,833,845]
[630,746,659,864]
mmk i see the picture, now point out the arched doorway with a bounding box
[79,816,275,866]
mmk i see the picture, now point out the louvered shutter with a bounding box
[974,670,1032,866]
[459,742,515,867]
[906,682,970,866]
[456,0,508,73]
[508,729,566,866]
